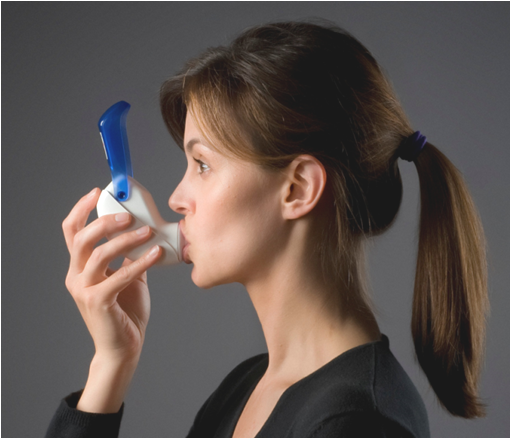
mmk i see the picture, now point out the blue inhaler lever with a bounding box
[98,101,133,202]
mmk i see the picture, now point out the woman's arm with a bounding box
[46,188,162,436]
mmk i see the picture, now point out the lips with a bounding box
[179,220,191,264]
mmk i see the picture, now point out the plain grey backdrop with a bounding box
[2,2,509,438]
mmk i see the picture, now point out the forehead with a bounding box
[183,113,218,155]
[184,112,201,138]
[184,114,203,147]
[183,113,242,167]
[183,113,246,170]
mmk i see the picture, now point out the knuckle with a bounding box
[68,283,84,303]
[73,229,86,247]
[90,246,106,264]
[64,275,74,292]
[62,217,74,234]
[97,215,109,230]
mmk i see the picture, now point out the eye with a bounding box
[193,158,210,175]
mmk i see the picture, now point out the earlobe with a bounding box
[282,155,327,220]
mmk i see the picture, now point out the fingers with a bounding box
[106,258,148,284]
[63,189,160,307]
[81,225,155,285]
[93,244,161,303]
[69,211,134,275]
[62,188,101,254]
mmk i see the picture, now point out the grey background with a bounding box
[2,2,509,438]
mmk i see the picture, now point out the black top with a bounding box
[46,334,430,438]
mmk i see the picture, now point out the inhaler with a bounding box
[96,101,184,266]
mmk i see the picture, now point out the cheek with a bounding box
[200,179,281,269]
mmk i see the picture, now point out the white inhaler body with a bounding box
[95,101,184,266]
[96,176,182,266]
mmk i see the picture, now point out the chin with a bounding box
[190,264,237,290]
[190,266,218,290]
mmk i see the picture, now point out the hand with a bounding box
[62,188,162,363]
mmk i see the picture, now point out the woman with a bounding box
[46,20,489,437]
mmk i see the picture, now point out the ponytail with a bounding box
[411,142,490,418]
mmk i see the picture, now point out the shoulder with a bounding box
[372,338,430,437]
[288,335,430,437]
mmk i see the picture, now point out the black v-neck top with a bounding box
[46,334,430,438]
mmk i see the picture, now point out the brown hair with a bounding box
[160,20,490,418]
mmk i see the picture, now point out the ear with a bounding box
[281,155,327,220]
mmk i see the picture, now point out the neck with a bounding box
[243,237,380,385]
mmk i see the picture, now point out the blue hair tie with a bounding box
[399,131,427,162]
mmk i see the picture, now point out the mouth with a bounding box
[179,220,192,264]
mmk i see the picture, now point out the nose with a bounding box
[168,178,192,215]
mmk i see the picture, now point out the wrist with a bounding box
[76,354,140,414]
[92,350,141,370]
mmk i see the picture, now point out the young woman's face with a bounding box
[168,114,287,289]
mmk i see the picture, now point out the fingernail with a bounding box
[136,225,150,235]
[87,188,98,199]
[148,245,159,256]
[115,212,130,222]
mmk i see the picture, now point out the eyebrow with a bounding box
[185,138,201,155]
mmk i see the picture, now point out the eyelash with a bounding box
[193,158,209,175]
